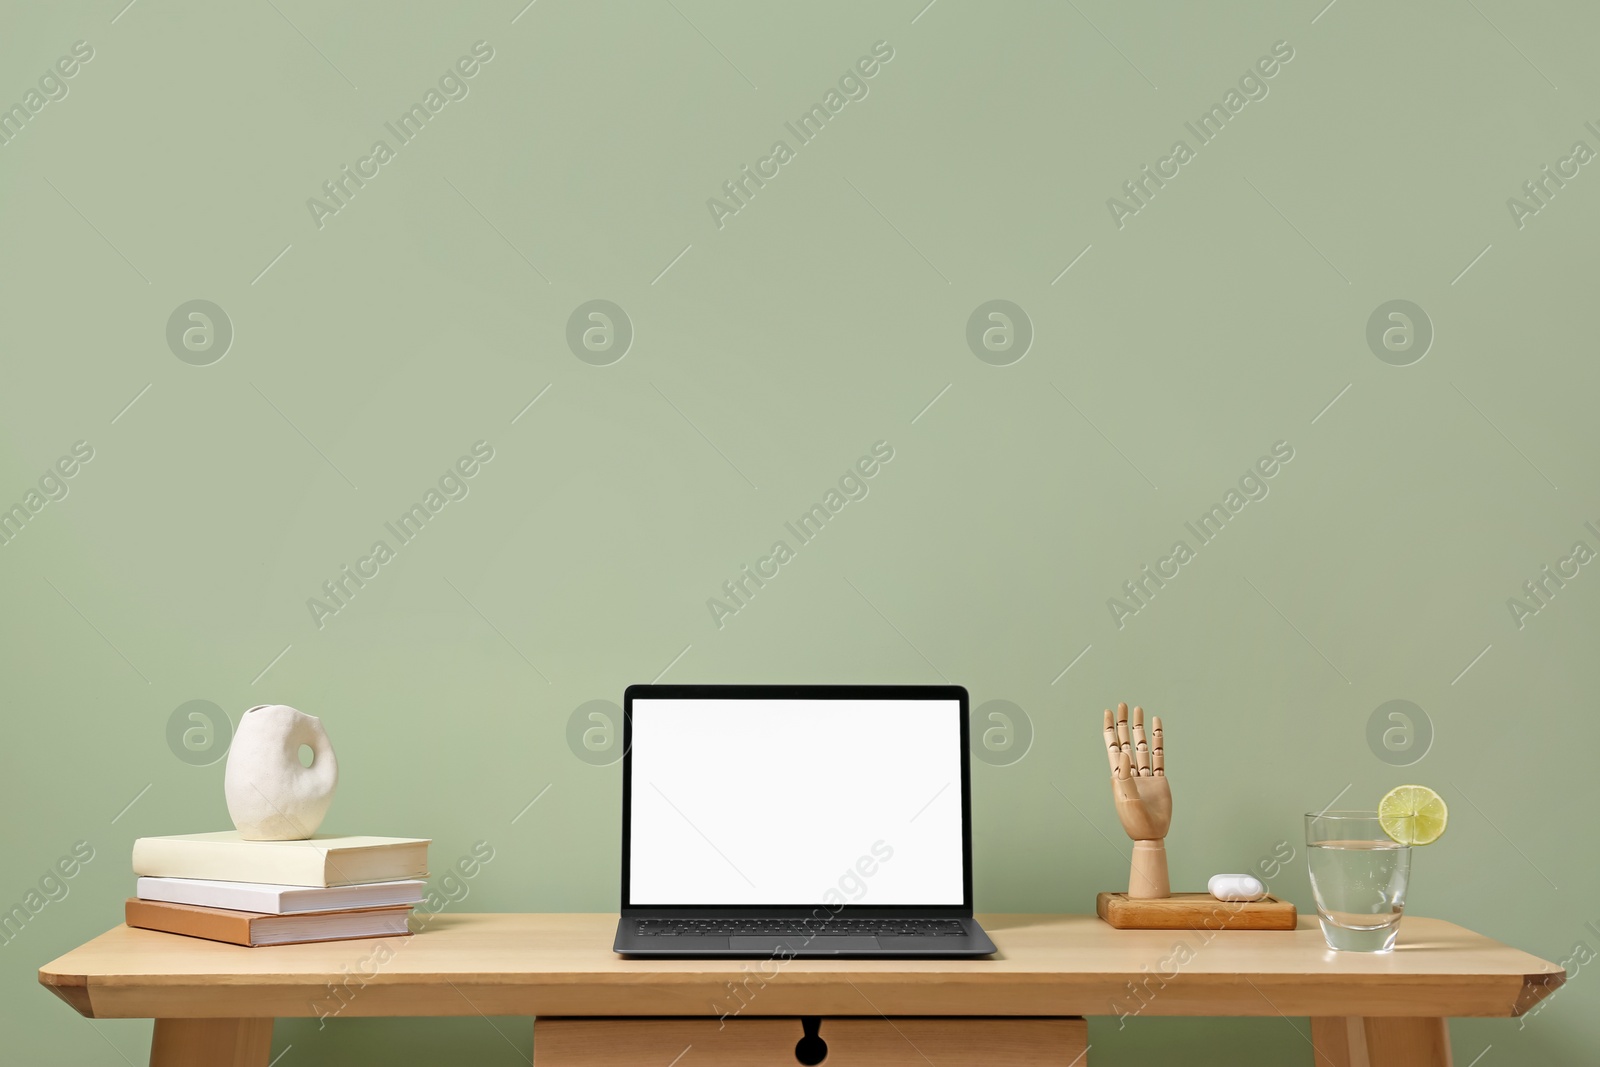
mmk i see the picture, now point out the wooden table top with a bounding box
[40,913,1563,1021]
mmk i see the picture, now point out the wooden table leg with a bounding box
[1311,1016,1451,1067]
[149,1018,274,1067]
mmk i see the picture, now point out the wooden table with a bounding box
[39,913,1563,1066]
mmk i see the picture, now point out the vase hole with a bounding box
[298,744,314,768]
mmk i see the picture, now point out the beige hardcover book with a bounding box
[125,898,413,947]
[131,832,429,887]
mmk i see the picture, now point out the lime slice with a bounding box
[1379,785,1448,845]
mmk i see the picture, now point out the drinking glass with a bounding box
[1304,811,1411,952]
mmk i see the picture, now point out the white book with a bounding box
[136,876,427,915]
[131,831,430,887]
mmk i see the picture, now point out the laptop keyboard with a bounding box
[634,918,967,937]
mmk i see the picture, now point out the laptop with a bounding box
[613,684,996,958]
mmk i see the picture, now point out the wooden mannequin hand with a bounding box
[1103,701,1169,838]
[1103,702,1172,898]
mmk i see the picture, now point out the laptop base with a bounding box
[613,915,997,958]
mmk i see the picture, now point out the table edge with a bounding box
[37,914,1569,1022]
[39,970,93,1017]
[38,968,1568,1021]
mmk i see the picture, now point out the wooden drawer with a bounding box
[535,1016,1088,1066]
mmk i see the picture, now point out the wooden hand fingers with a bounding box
[1103,709,1121,773]
[1106,701,1166,780]
[1130,706,1152,774]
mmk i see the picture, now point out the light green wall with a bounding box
[3,1,1596,1062]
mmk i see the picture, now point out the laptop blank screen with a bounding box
[627,696,965,906]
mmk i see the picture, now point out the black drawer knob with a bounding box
[794,1017,827,1065]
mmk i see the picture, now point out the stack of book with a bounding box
[126,831,430,947]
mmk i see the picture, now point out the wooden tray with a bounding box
[1096,891,1297,931]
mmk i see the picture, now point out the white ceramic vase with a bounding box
[224,704,338,840]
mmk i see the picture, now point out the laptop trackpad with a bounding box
[729,935,880,953]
